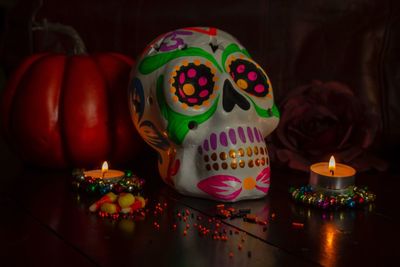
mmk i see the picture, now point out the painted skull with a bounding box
[129,27,279,202]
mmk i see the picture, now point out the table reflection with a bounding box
[291,203,375,266]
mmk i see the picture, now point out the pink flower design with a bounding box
[255,167,270,193]
[197,168,270,201]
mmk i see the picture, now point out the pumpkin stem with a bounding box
[32,19,87,55]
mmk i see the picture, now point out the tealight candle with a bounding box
[84,161,125,183]
[309,156,356,194]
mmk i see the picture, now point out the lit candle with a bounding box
[84,161,125,183]
[309,156,356,193]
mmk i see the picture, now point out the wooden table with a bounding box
[0,147,398,267]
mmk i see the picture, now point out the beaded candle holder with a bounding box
[290,185,376,209]
[290,156,375,209]
[71,168,145,195]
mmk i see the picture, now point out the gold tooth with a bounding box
[247,147,253,157]
[206,164,211,171]
[204,155,209,162]
[211,153,217,161]
[231,162,237,169]
[238,148,244,157]
[239,160,245,168]
[229,149,236,158]
[254,146,259,155]
[213,163,219,171]
[261,158,266,166]
[255,159,260,166]
[219,152,227,160]
[260,147,264,155]
[221,162,228,169]
[248,160,254,168]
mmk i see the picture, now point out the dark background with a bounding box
[0,2,399,266]
[0,0,399,171]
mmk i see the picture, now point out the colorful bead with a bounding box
[71,169,145,196]
[290,185,375,209]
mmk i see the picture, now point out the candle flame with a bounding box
[329,156,336,171]
[101,161,109,174]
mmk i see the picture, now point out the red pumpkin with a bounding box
[1,52,144,169]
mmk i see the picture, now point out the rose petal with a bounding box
[271,80,382,173]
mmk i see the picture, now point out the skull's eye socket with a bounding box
[228,59,270,97]
[171,63,215,107]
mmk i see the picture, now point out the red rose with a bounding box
[269,80,387,172]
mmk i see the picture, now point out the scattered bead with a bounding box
[244,214,258,223]
[292,222,304,228]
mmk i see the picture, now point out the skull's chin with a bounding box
[173,126,271,202]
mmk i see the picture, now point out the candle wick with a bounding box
[330,170,334,176]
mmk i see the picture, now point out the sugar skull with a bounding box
[129,27,279,202]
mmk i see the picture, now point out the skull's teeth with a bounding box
[202,147,269,171]
[197,126,268,171]
[198,126,264,155]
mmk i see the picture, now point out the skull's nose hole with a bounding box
[209,42,219,53]
[188,121,198,130]
[222,79,250,112]
[147,96,154,105]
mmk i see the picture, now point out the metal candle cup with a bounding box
[309,162,356,194]
[84,161,124,183]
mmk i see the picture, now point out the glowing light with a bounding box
[329,156,336,174]
[326,227,334,248]
[101,161,109,175]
